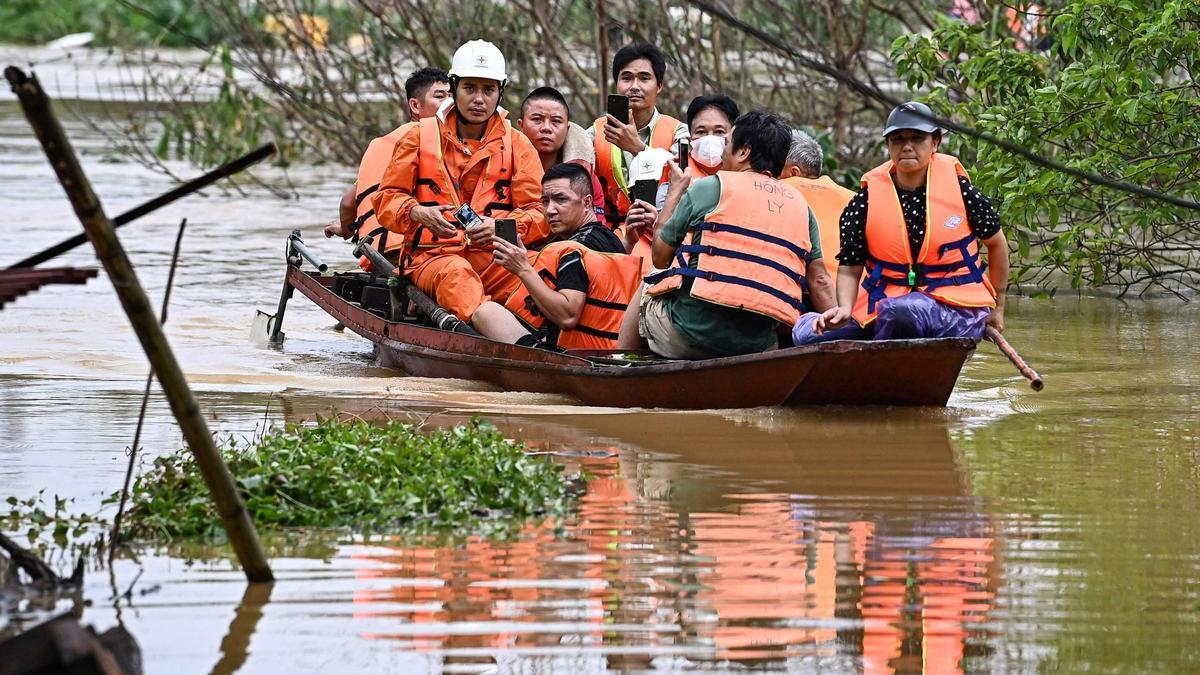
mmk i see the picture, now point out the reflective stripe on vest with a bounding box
[409,114,516,258]
[850,153,997,326]
[353,124,412,271]
[644,171,811,325]
[500,240,642,350]
[593,113,679,226]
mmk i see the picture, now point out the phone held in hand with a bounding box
[678,139,689,171]
[495,218,519,246]
[607,94,630,124]
[630,178,658,208]
[453,204,484,230]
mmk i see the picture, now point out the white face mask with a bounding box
[691,135,725,168]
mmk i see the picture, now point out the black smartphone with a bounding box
[678,139,689,171]
[629,178,658,207]
[606,94,629,124]
[495,218,519,246]
[453,203,483,230]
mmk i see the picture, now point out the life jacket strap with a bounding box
[695,221,810,261]
[571,323,621,340]
[355,183,380,206]
[676,243,805,284]
[862,233,987,313]
[645,266,806,312]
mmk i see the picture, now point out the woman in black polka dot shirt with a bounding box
[793,102,1010,345]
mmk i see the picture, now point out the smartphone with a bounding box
[453,203,483,230]
[629,178,658,207]
[495,218,519,246]
[678,139,689,171]
[606,94,629,124]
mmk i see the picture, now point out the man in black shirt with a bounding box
[471,163,634,347]
[794,102,1009,344]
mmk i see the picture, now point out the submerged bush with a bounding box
[115,417,580,539]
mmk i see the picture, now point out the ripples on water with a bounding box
[2,47,1199,673]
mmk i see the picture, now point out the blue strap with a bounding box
[695,222,810,261]
[676,244,805,284]
[861,261,889,314]
[652,266,806,312]
[937,233,983,283]
[643,250,690,285]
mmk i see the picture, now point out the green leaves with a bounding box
[118,417,582,540]
[892,0,1200,297]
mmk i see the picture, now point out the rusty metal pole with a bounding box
[5,66,273,583]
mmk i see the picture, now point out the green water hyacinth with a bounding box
[117,418,580,539]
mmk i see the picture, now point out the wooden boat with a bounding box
[282,266,976,409]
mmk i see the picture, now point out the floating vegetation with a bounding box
[6,418,584,552]
[114,417,582,540]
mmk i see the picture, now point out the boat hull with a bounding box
[288,268,975,409]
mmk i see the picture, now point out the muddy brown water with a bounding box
[2,48,1199,673]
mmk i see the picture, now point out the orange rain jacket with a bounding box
[372,106,549,270]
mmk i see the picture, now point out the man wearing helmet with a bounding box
[795,101,1010,344]
[373,40,548,324]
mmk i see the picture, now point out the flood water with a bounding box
[2,47,1199,673]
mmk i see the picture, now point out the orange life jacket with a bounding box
[851,153,996,326]
[688,160,719,179]
[408,114,515,259]
[593,112,680,227]
[782,175,854,278]
[352,123,412,271]
[502,241,642,350]
[645,170,811,325]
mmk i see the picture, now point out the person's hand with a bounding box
[987,305,1005,334]
[411,204,458,238]
[625,199,658,240]
[467,217,496,247]
[665,159,690,193]
[604,113,646,154]
[491,235,531,275]
[324,219,353,240]
[814,306,852,335]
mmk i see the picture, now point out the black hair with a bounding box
[521,86,570,119]
[729,111,792,177]
[686,94,739,130]
[404,67,450,101]
[612,42,666,85]
[542,162,593,199]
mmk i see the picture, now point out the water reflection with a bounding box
[270,406,998,672]
[211,582,274,675]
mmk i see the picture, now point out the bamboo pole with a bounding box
[5,66,273,583]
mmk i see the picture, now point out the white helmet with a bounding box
[449,40,507,84]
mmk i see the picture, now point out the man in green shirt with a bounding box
[616,112,836,359]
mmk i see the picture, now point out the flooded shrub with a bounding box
[116,417,581,539]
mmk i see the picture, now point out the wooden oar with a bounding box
[986,326,1044,391]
